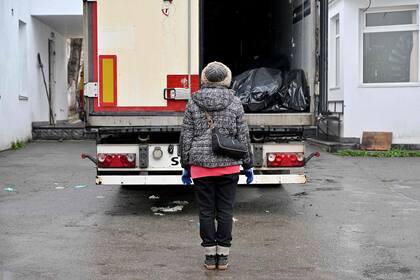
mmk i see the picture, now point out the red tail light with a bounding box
[97,153,136,168]
[267,153,305,167]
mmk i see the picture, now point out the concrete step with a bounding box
[306,138,359,153]
[32,121,96,140]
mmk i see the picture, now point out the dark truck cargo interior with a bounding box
[202,0,293,74]
[201,0,310,113]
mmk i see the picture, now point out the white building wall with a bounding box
[0,0,82,151]
[327,0,345,137]
[0,0,33,150]
[31,0,82,16]
[340,0,420,144]
[328,0,344,102]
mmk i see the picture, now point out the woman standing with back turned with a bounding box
[180,62,254,270]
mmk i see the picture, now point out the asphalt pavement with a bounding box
[1,141,420,280]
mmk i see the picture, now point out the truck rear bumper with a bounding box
[88,113,315,127]
[96,174,306,185]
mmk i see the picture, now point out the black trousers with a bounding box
[193,173,239,248]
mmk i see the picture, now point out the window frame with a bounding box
[330,14,341,89]
[360,5,420,87]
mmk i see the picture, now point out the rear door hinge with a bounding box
[84,82,98,98]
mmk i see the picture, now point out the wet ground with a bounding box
[1,140,420,280]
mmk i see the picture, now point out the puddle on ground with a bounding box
[315,187,343,192]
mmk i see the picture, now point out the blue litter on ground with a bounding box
[74,185,88,189]
[3,187,15,192]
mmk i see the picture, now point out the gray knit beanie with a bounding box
[201,61,232,88]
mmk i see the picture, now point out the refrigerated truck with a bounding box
[81,0,327,186]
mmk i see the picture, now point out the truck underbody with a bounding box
[91,122,313,185]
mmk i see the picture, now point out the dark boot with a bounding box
[204,246,217,270]
[217,254,229,270]
[204,255,217,270]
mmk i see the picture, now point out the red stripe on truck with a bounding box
[92,1,98,82]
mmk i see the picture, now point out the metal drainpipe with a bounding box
[319,0,329,115]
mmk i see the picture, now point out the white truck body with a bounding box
[83,0,323,185]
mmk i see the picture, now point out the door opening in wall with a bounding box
[48,39,56,124]
[18,20,28,100]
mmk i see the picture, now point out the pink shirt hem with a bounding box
[191,165,240,179]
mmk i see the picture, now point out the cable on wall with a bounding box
[362,0,372,13]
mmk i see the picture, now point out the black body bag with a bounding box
[203,111,247,159]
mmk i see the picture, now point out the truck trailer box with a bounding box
[82,0,324,185]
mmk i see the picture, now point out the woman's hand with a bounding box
[182,168,192,185]
[244,169,254,184]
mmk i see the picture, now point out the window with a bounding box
[362,7,419,84]
[330,15,340,88]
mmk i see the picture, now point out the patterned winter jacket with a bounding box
[179,85,253,169]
